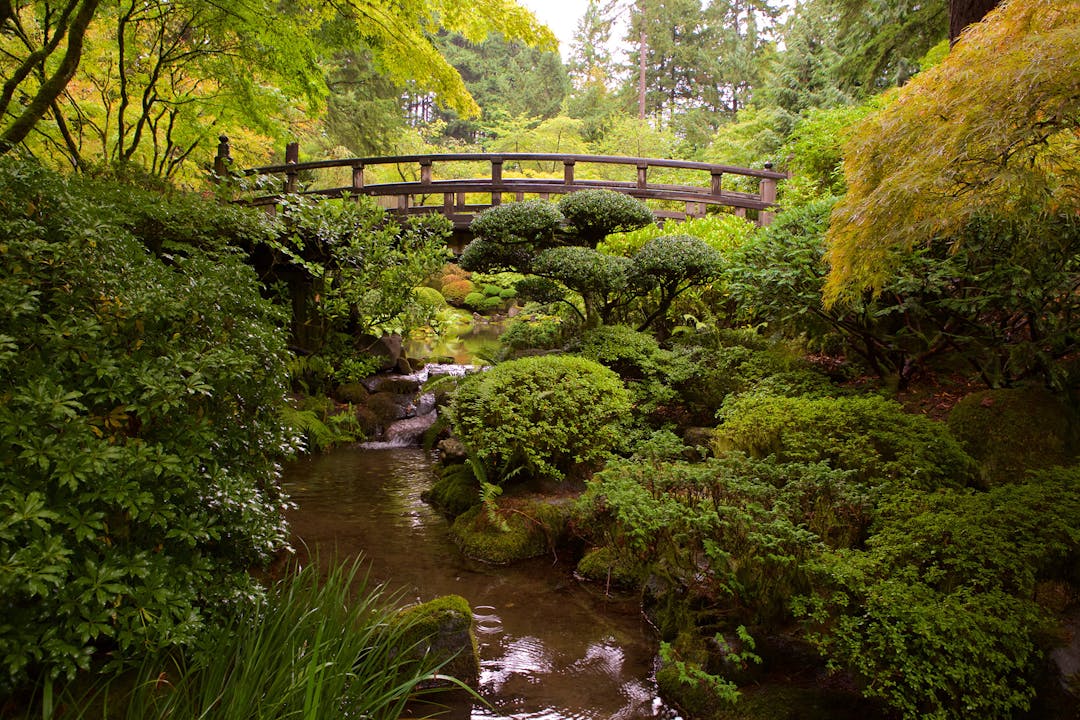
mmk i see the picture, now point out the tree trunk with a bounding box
[949,0,999,44]
[0,0,101,154]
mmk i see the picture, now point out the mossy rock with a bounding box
[576,546,646,589]
[449,500,571,565]
[331,382,369,405]
[423,463,481,519]
[700,685,881,720]
[396,595,479,686]
[365,393,406,425]
[947,386,1075,486]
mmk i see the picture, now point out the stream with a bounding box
[283,446,679,720]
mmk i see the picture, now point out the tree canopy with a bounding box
[823,0,1080,302]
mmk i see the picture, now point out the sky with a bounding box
[516,0,590,59]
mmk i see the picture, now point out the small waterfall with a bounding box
[359,412,439,449]
[358,363,481,448]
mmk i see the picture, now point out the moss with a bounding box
[423,463,481,518]
[449,500,571,565]
[396,595,479,686]
[332,382,369,404]
[947,386,1075,486]
[576,546,646,589]
[364,393,403,426]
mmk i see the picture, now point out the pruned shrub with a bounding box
[448,356,631,481]
[441,278,476,306]
[558,189,654,246]
[714,393,978,489]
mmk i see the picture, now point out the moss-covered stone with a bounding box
[396,595,479,686]
[575,546,645,589]
[947,386,1075,486]
[331,382,369,404]
[422,463,480,518]
[449,499,571,565]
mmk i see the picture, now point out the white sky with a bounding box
[516,0,590,59]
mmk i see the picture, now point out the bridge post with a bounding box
[212,135,231,180]
[420,159,432,185]
[563,160,575,186]
[284,142,299,194]
[758,162,777,226]
[636,162,648,190]
[490,157,503,206]
[710,171,723,196]
[351,162,365,191]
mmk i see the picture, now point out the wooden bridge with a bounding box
[216,138,787,233]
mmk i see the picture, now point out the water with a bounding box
[283,447,676,720]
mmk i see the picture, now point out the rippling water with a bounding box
[282,447,678,720]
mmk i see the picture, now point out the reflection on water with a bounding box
[283,447,678,720]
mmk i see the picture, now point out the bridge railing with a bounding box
[217,138,788,227]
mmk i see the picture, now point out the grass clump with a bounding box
[37,558,467,720]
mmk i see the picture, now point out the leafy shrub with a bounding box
[0,160,292,693]
[603,211,757,257]
[448,356,631,481]
[497,310,566,353]
[469,199,563,245]
[532,246,632,326]
[413,285,448,310]
[946,387,1075,486]
[796,468,1080,719]
[441,278,476,305]
[714,393,978,489]
[577,325,662,379]
[557,189,654,246]
[576,453,865,626]
[271,196,450,347]
[629,234,725,332]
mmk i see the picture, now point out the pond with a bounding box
[283,447,678,720]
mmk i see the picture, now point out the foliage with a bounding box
[497,308,567,354]
[0,159,292,693]
[557,189,655,246]
[946,387,1075,487]
[448,355,631,482]
[532,246,632,326]
[729,196,1080,388]
[0,0,557,170]
[576,452,863,626]
[462,199,564,273]
[824,0,1080,301]
[714,393,978,489]
[434,32,570,144]
[279,396,367,453]
[577,325,662,380]
[271,194,450,348]
[825,0,947,94]
[796,467,1080,719]
[779,101,880,199]
[628,234,725,332]
[44,559,465,719]
[602,210,757,258]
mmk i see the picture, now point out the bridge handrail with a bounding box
[216,137,784,226]
[243,152,789,181]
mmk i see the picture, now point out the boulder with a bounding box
[396,595,479,686]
